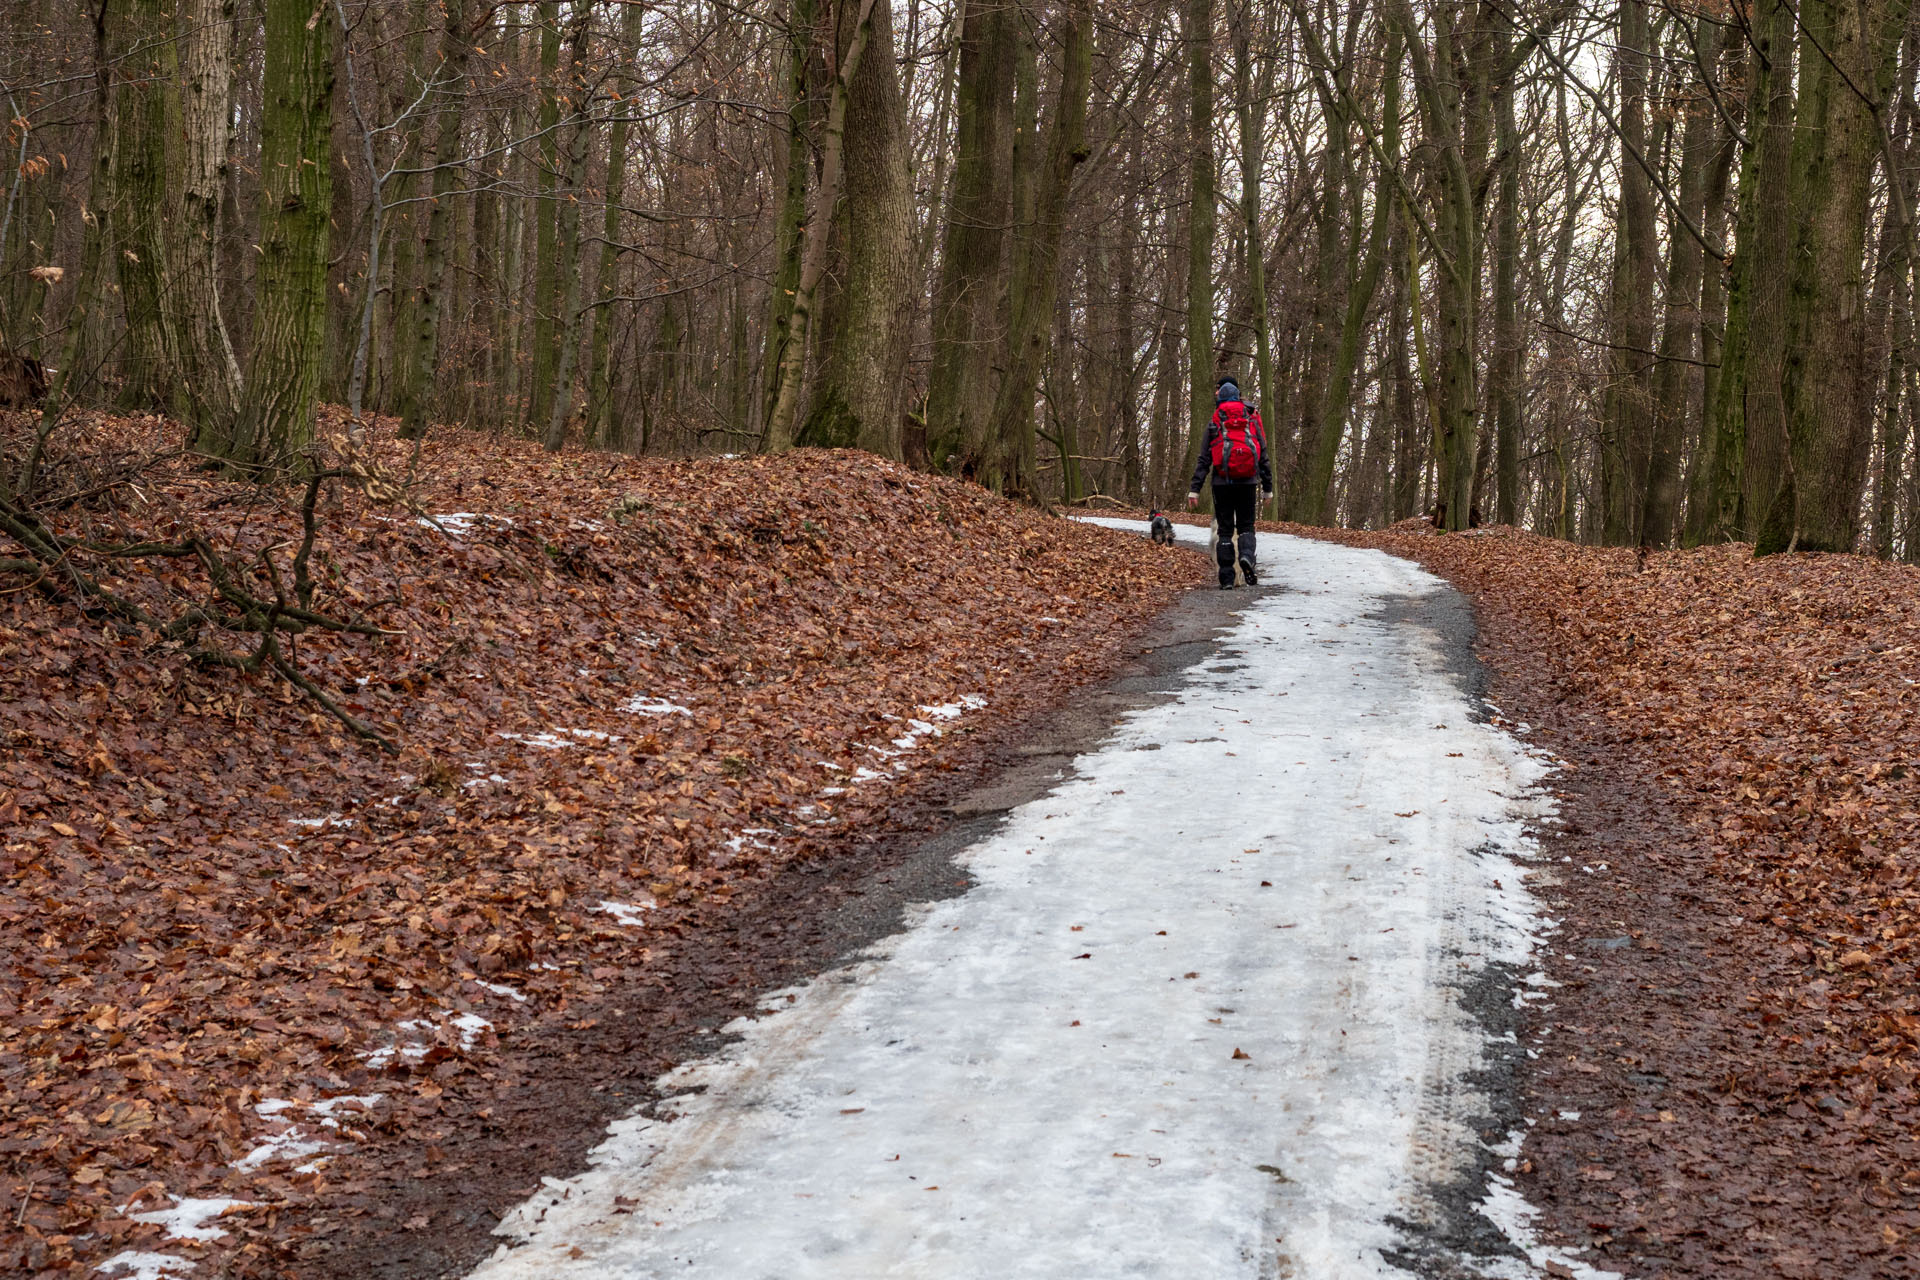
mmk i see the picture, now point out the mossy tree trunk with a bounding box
[801,0,915,458]
[542,13,592,451]
[926,0,1015,476]
[216,0,334,474]
[1762,0,1912,552]
[397,0,471,440]
[108,0,171,412]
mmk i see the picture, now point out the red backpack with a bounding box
[1210,401,1263,481]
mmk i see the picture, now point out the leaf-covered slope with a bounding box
[0,418,1194,1276]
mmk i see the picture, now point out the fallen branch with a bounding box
[0,432,401,751]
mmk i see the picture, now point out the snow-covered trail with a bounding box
[468,528,1603,1279]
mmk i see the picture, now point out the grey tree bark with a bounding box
[800,0,916,458]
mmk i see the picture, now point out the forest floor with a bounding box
[6,410,1920,1278]
[1287,516,1920,1278]
[0,413,1196,1279]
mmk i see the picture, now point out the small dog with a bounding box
[1149,511,1175,545]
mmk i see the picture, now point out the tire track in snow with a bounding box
[464,530,1612,1280]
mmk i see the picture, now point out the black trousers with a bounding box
[1212,482,1259,584]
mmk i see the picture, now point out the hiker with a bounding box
[1187,376,1272,588]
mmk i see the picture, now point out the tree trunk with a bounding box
[526,1,561,432]
[1713,0,1798,544]
[1387,207,1420,523]
[30,0,113,464]
[1233,1,1276,516]
[382,4,430,419]
[760,0,818,446]
[165,0,242,446]
[109,0,171,412]
[398,0,470,440]
[1182,0,1217,491]
[1601,0,1658,544]
[1386,0,1481,530]
[765,0,879,451]
[985,0,1092,501]
[1283,76,1349,518]
[1763,0,1911,552]
[1641,19,1727,547]
[588,3,645,447]
[801,0,915,457]
[1874,28,1918,556]
[1490,14,1521,527]
[1682,89,1740,544]
[542,16,593,451]
[1294,28,1395,525]
[926,0,1016,475]
[221,0,334,473]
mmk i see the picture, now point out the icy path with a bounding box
[470,530,1596,1280]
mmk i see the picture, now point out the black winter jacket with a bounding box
[1188,400,1274,494]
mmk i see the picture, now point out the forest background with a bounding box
[1,0,1916,551]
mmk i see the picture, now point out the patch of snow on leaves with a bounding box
[233,1095,383,1172]
[287,814,352,830]
[360,1009,494,1068]
[95,1251,196,1279]
[475,980,528,1003]
[819,697,985,793]
[918,693,987,719]
[231,1123,327,1174]
[497,729,619,750]
[124,1197,253,1243]
[724,829,778,857]
[620,694,691,717]
[889,718,939,751]
[597,900,656,928]
[419,512,513,534]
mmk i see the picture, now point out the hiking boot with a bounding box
[1218,574,1236,590]
[1239,557,1258,587]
